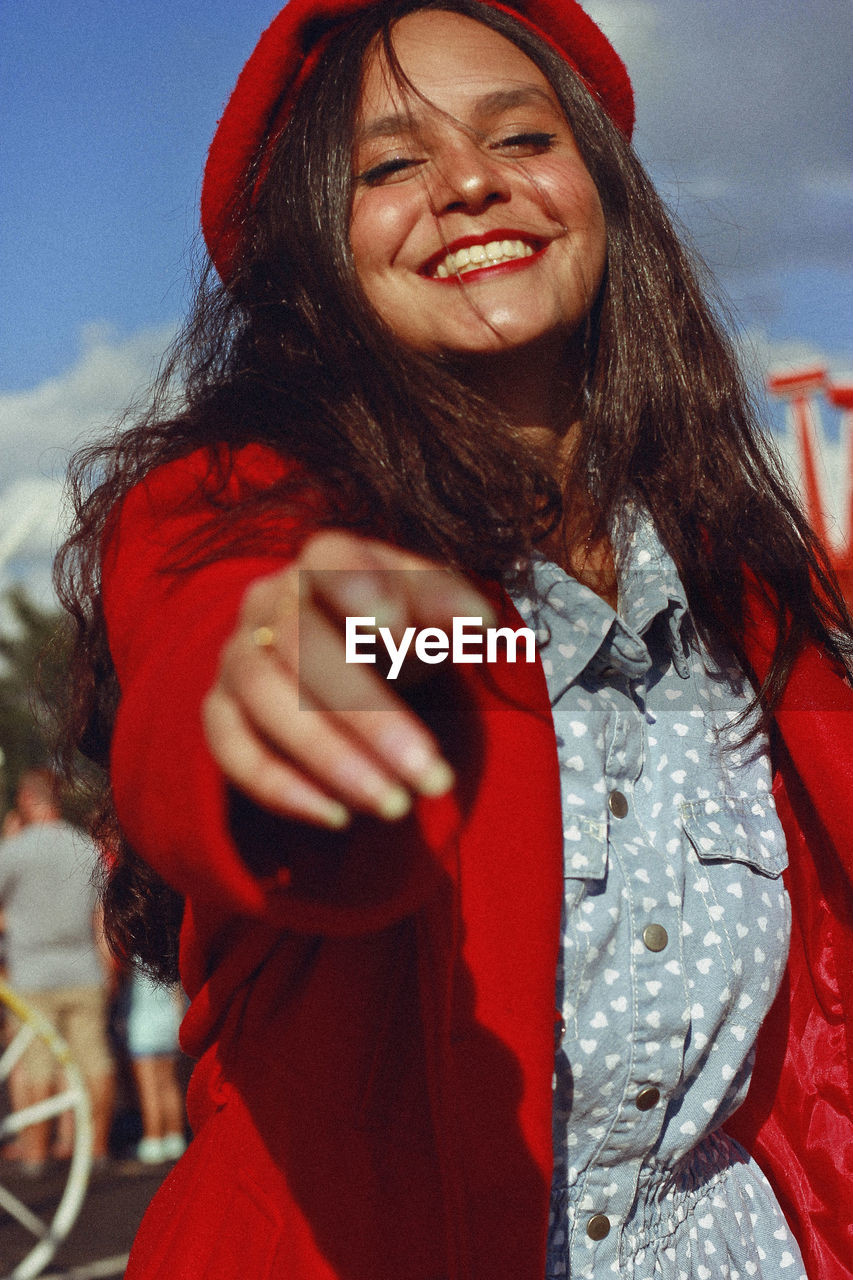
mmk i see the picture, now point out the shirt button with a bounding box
[586,1214,611,1241]
[608,790,628,819]
[635,1087,661,1111]
[642,923,669,952]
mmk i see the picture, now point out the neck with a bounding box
[454,333,585,457]
[453,336,617,602]
[23,803,60,825]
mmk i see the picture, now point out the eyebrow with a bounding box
[355,85,561,144]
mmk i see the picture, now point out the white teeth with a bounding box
[433,238,535,279]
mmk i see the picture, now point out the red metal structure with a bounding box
[766,365,830,547]
[766,366,853,602]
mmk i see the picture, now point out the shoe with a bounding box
[136,1137,166,1164]
[160,1132,187,1161]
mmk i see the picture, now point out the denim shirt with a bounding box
[509,510,806,1279]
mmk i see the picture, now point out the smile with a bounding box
[427,237,540,280]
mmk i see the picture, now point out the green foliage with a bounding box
[0,585,92,822]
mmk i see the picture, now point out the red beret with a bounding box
[201,0,634,282]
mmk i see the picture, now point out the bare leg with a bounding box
[87,1069,116,1160]
[132,1056,166,1139]
[52,1069,75,1159]
[2,1062,27,1162]
[12,1071,53,1167]
[154,1056,185,1138]
[131,1055,185,1139]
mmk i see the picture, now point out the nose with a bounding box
[429,135,512,215]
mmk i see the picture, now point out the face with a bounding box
[349,9,607,360]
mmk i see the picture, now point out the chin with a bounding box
[441,321,578,361]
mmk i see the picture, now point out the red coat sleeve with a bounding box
[728,584,853,1279]
[102,446,450,973]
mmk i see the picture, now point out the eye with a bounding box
[490,130,557,156]
[356,155,424,186]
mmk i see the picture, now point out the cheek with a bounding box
[558,171,606,256]
[536,154,606,259]
[350,191,423,288]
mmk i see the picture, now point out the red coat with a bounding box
[102,446,853,1279]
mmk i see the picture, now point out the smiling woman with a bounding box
[55,1,853,1278]
[349,11,607,361]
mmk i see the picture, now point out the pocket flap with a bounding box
[681,794,787,877]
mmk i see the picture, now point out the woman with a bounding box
[57,1,853,1276]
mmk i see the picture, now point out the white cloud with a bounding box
[737,327,852,388]
[0,477,66,560]
[0,321,177,484]
[0,476,72,603]
[0,321,177,599]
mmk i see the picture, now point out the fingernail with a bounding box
[415,759,455,797]
[459,595,497,627]
[321,802,351,830]
[376,786,413,822]
[337,576,401,628]
[371,599,403,630]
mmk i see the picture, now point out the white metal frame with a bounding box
[0,980,93,1279]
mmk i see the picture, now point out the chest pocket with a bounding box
[679,793,790,996]
[680,794,788,878]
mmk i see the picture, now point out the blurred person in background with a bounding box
[0,768,115,1172]
[121,964,187,1164]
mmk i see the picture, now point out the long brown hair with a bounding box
[56,0,851,980]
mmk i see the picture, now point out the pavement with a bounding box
[0,1156,171,1279]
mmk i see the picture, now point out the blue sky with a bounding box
[0,0,851,591]
[1,0,287,386]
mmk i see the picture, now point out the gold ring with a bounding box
[251,625,277,648]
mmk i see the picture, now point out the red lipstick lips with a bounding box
[421,231,546,282]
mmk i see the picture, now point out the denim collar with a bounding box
[509,506,690,695]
